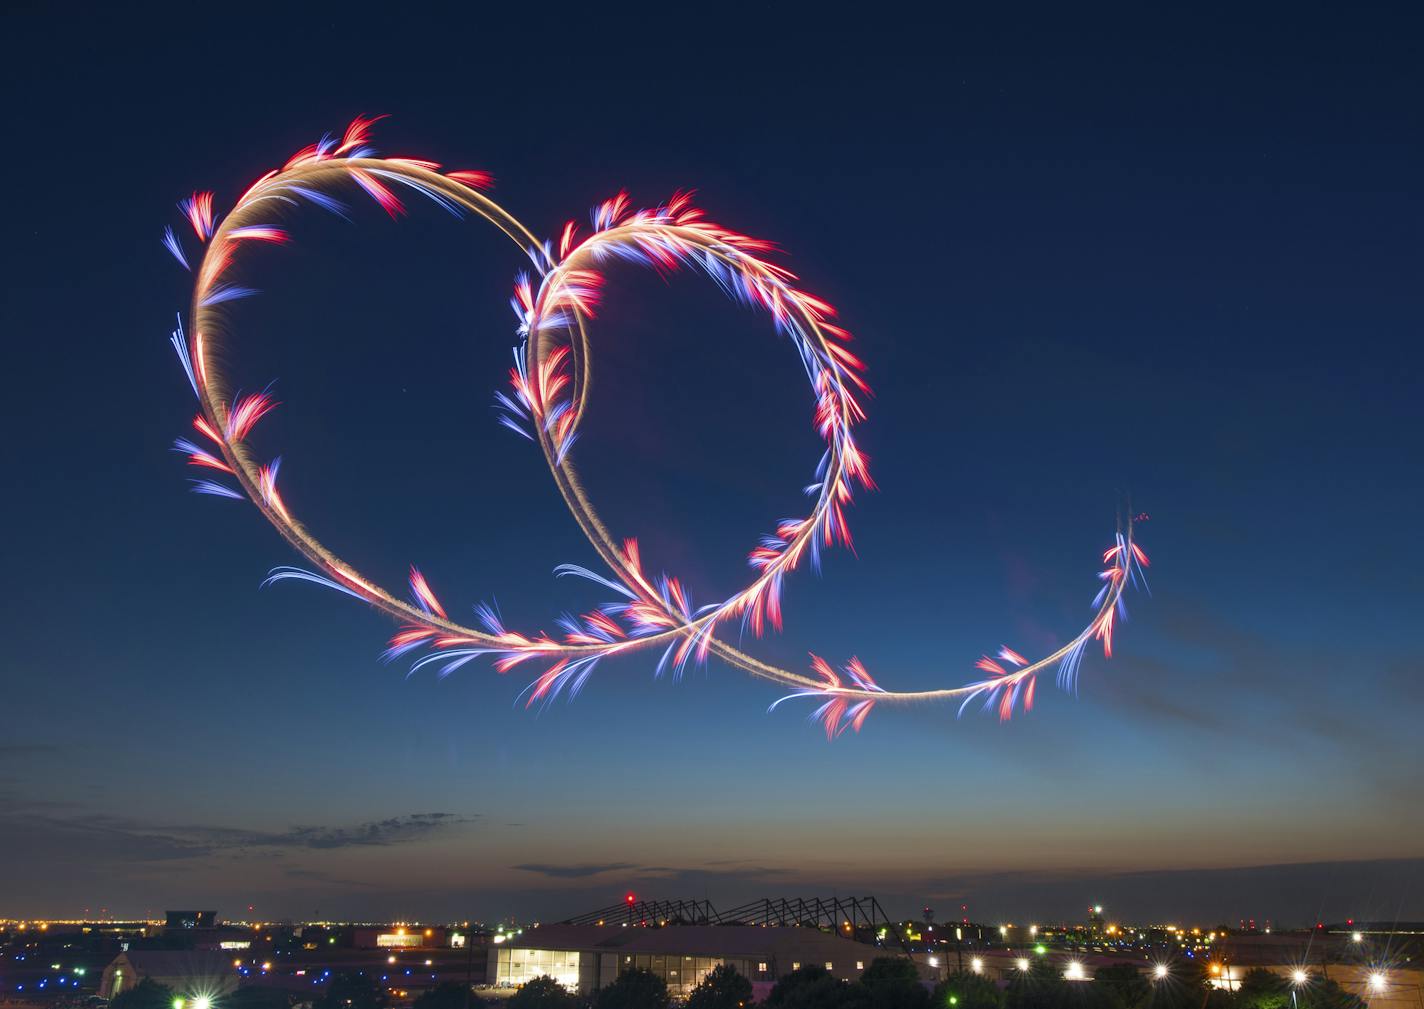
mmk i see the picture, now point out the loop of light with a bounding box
[164,117,1149,738]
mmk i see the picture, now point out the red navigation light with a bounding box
[625,893,636,906]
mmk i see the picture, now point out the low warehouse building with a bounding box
[100,951,239,1001]
[489,924,906,996]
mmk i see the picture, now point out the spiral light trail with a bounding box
[165,117,1149,737]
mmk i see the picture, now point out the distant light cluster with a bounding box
[163,117,1149,736]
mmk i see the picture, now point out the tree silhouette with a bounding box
[413,982,484,1009]
[933,970,1004,1009]
[111,978,175,1009]
[686,965,753,1009]
[315,972,389,1009]
[225,987,293,1009]
[508,976,579,1009]
[1094,965,1150,1009]
[860,957,928,1009]
[767,965,866,1009]
[593,968,669,1009]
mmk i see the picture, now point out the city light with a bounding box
[1369,973,1386,992]
[971,958,983,973]
[1352,932,1363,942]
[1292,970,1308,985]
[194,997,211,1009]
[1154,965,1169,979]
[1016,959,1030,972]
[1065,962,1085,980]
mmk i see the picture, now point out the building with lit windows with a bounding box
[489,924,908,996]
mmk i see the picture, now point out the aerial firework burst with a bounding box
[164,117,1149,738]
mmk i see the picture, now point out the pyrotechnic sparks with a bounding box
[164,117,1150,736]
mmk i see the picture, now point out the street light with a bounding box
[1153,965,1169,980]
[1368,973,1385,992]
[1292,971,1308,985]
[1016,959,1029,972]
[971,959,983,974]
[1352,932,1363,943]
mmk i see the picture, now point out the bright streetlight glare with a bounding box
[971,958,983,973]
[1369,973,1385,991]
[1016,959,1029,972]
[1292,971,1308,985]
[1154,965,1169,979]
[193,997,211,1009]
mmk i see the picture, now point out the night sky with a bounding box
[3,5,1421,926]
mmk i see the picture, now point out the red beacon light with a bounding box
[625,893,636,906]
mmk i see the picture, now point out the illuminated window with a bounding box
[377,934,422,949]
[856,962,864,970]
[494,948,580,990]
[793,963,800,971]
[758,964,767,973]
[826,963,834,970]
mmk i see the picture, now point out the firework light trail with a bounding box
[163,117,1150,738]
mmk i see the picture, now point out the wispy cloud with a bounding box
[0,811,478,865]
[513,862,637,878]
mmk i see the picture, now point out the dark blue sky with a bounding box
[2,5,1420,925]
